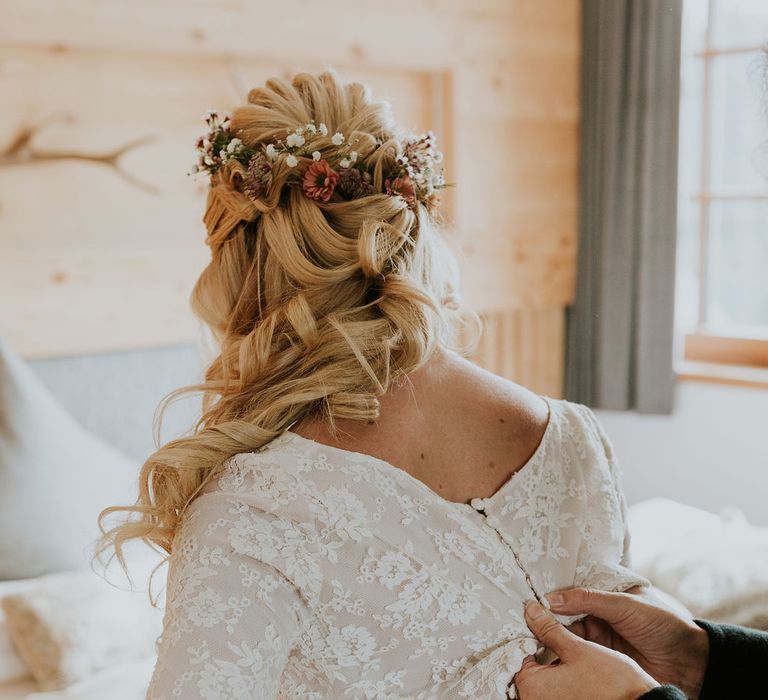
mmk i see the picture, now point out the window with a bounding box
[676,0,768,372]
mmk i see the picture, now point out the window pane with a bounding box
[711,0,768,48]
[707,200,768,333]
[708,51,768,190]
[675,199,702,332]
[678,0,706,197]
[675,0,708,334]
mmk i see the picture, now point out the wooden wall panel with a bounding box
[0,50,443,358]
[1,0,579,396]
[459,309,565,398]
[0,0,571,70]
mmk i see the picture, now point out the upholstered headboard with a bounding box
[26,343,205,462]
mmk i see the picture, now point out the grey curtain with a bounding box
[566,0,683,414]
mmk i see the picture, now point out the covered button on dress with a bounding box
[147,396,649,700]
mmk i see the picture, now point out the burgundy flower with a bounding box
[384,175,417,207]
[338,167,376,199]
[301,159,339,202]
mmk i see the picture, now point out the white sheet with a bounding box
[629,497,768,628]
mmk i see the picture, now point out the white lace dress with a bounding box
[146,396,648,700]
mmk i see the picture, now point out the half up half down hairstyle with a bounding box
[98,69,465,576]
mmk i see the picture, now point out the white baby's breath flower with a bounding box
[265,144,277,161]
[305,123,317,134]
[339,158,351,169]
[318,123,329,136]
[296,126,304,135]
[219,149,227,159]
[350,151,358,162]
[286,133,305,148]
[331,132,344,146]
[204,155,214,165]
[226,138,242,153]
[312,151,322,161]
[286,154,298,167]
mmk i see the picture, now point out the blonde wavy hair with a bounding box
[97,69,468,577]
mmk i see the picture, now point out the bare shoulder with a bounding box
[403,351,552,500]
[442,353,550,445]
[290,349,552,502]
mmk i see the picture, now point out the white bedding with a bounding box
[24,660,154,700]
[0,632,28,689]
[1,571,162,691]
[0,548,163,700]
[0,659,154,700]
[628,498,768,629]
[0,579,39,689]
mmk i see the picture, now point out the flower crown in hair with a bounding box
[191,110,447,209]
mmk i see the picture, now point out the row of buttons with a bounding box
[465,495,542,698]
[467,496,543,604]
[469,496,490,511]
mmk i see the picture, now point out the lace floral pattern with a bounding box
[146,398,649,700]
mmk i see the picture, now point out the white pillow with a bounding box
[0,578,39,684]
[0,339,139,578]
[1,567,163,691]
[629,498,768,629]
[0,620,30,685]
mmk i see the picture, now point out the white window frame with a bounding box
[681,0,768,375]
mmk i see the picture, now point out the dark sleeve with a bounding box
[636,686,687,700]
[638,619,768,700]
[696,618,768,700]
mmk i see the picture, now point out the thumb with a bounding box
[524,600,581,660]
[545,588,632,625]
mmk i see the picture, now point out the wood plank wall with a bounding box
[0,0,579,398]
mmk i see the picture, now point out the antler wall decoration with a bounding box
[0,114,159,194]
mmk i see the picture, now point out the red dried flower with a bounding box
[301,159,339,202]
[384,175,417,207]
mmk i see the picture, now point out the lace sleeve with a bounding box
[588,408,633,567]
[573,406,649,592]
[145,493,315,700]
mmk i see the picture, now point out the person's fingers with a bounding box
[584,614,614,648]
[567,620,587,640]
[513,654,543,686]
[545,588,634,625]
[524,600,580,660]
[518,654,540,673]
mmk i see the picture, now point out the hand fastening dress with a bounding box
[146,396,649,699]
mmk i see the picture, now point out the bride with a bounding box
[101,70,648,699]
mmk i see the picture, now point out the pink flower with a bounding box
[301,159,339,202]
[384,175,417,207]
